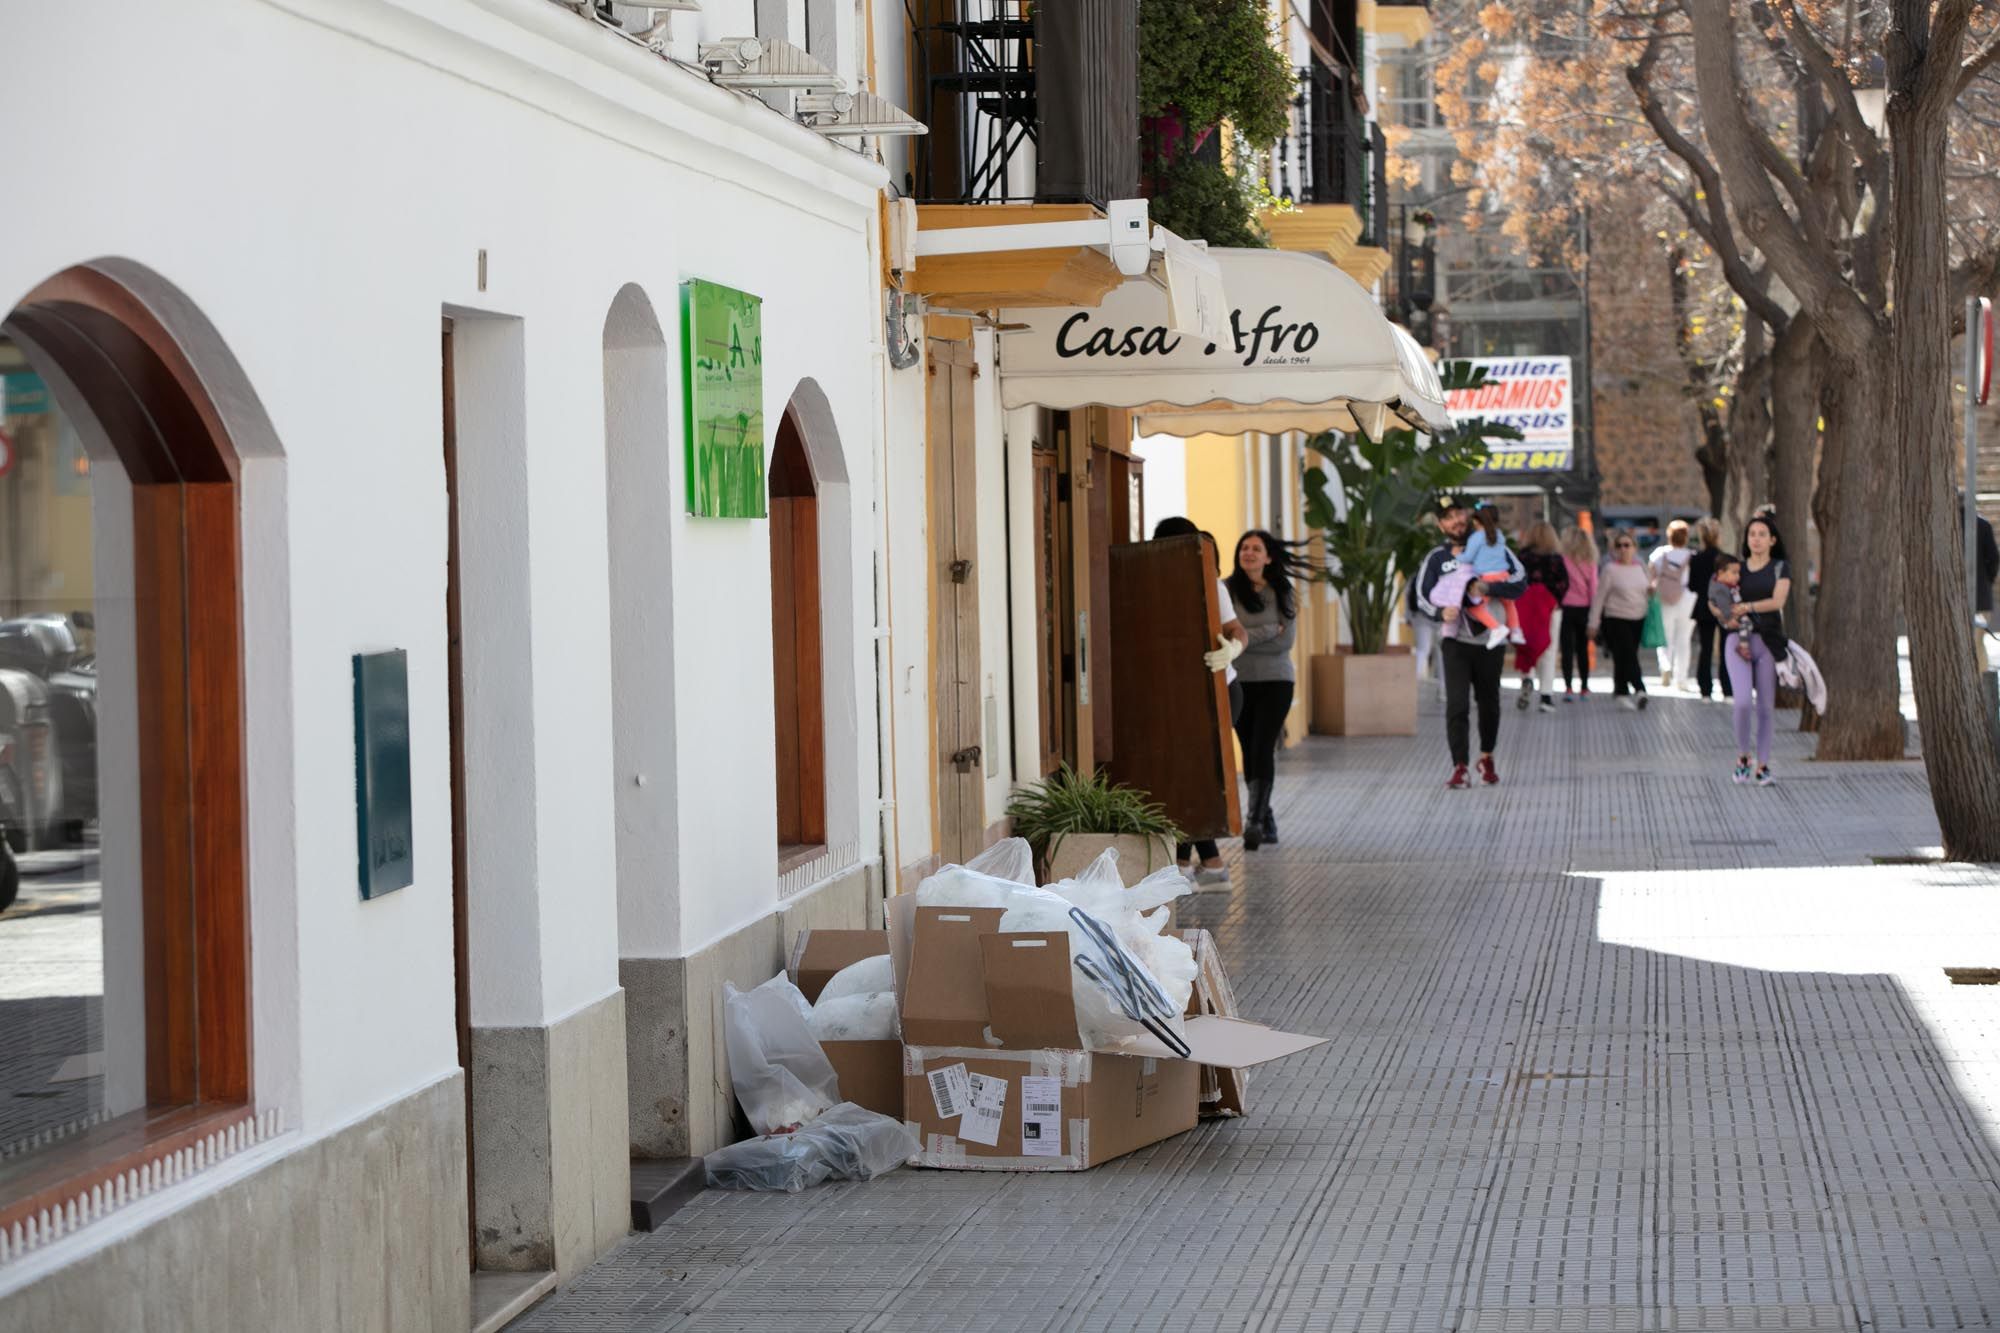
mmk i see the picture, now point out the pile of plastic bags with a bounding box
[705,973,917,1192]
[914,837,1197,1055]
[807,953,900,1042]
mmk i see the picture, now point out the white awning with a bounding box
[998,249,1449,436]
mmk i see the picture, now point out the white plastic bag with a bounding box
[965,836,1035,885]
[1042,850,1198,1021]
[704,1102,919,1192]
[809,990,901,1041]
[995,896,1189,1055]
[815,953,895,1006]
[723,973,840,1134]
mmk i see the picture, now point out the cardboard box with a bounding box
[787,927,903,1120]
[1181,928,1250,1118]
[891,899,1323,1170]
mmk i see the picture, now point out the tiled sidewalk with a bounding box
[519,689,2000,1332]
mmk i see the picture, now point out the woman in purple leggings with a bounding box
[1723,516,1791,786]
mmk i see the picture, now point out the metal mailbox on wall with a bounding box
[353,649,414,900]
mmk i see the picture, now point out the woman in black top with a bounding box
[1686,517,1732,702]
[1722,515,1791,786]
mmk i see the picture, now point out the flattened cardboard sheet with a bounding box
[1120,1016,1326,1068]
[900,906,1008,1048]
[979,933,1084,1050]
[790,928,891,1004]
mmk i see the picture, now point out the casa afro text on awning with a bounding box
[997,249,1449,437]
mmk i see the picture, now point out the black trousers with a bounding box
[1601,616,1646,696]
[1694,617,1734,698]
[1234,680,1294,787]
[1182,681,1245,860]
[1559,605,1591,691]
[1441,638,1505,765]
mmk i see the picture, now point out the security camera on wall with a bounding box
[1107,199,1152,279]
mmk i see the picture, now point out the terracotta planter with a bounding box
[1041,832,1179,886]
[1310,650,1417,737]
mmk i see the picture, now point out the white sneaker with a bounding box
[1486,625,1511,649]
[1618,697,1638,711]
[1508,627,1526,646]
[1194,865,1231,886]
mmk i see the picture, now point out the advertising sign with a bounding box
[681,279,765,518]
[1447,356,1573,473]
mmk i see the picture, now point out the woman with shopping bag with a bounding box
[1648,519,1697,689]
[1589,532,1655,710]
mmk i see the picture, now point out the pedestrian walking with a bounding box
[1411,501,1474,692]
[1687,517,1734,701]
[1154,517,1246,881]
[1718,514,1791,785]
[1515,521,1568,713]
[1418,510,1526,788]
[1964,492,1998,672]
[1558,526,1598,699]
[1227,530,1307,850]
[1648,518,1697,690]
[1590,531,1653,709]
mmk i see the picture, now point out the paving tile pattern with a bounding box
[519,692,2000,1332]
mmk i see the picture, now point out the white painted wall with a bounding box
[0,0,885,1137]
[971,332,1015,820]
[1135,435,1191,529]
[883,337,932,876]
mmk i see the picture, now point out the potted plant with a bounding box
[1139,0,1294,247]
[1301,362,1515,735]
[1407,208,1437,246]
[1004,765,1184,886]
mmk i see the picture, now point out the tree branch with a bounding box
[1685,0,1879,360]
[1777,0,1890,204]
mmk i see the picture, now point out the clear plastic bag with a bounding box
[965,835,1035,885]
[995,896,1190,1055]
[808,990,900,1041]
[704,1102,920,1192]
[723,973,841,1134]
[816,953,895,1005]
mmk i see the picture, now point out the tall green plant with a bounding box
[1301,363,1522,655]
[1139,0,1295,145]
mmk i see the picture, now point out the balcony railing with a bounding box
[1272,64,1385,244]
[909,0,1138,209]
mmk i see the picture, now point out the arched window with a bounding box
[769,408,825,857]
[0,268,250,1241]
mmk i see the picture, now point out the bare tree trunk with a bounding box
[1814,355,1909,759]
[1770,317,1821,655]
[1725,318,1774,552]
[1886,16,2000,857]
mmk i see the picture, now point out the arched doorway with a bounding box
[769,407,825,857]
[0,265,250,1234]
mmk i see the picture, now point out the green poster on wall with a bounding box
[681,279,766,518]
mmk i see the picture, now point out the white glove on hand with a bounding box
[1202,634,1245,673]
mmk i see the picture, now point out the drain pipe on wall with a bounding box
[870,279,918,917]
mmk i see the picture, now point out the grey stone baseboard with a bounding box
[0,1076,469,1333]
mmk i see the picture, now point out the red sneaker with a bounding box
[1447,764,1471,789]
[1478,755,1500,785]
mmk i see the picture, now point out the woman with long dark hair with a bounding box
[1722,515,1792,785]
[1226,530,1306,850]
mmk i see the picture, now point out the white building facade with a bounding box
[0,0,900,1324]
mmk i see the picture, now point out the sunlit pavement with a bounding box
[520,689,2000,1333]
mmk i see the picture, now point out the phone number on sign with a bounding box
[1479,450,1570,472]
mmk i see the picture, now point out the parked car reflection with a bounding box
[0,614,96,850]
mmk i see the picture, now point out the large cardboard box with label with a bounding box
[787,928,903,1119]
[891,900,1323,1170]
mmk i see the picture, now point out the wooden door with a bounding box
[1030,445,1065,775]
[1107,535,1241,840]
[770,411,826,852]
[927,339,983,862]
[441,320,476,1267]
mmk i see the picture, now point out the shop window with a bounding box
[0,270,250,1244]
[769,409,826,859]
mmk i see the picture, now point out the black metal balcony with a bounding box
[910,0,1138,208]
[1275,63,1384,242]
